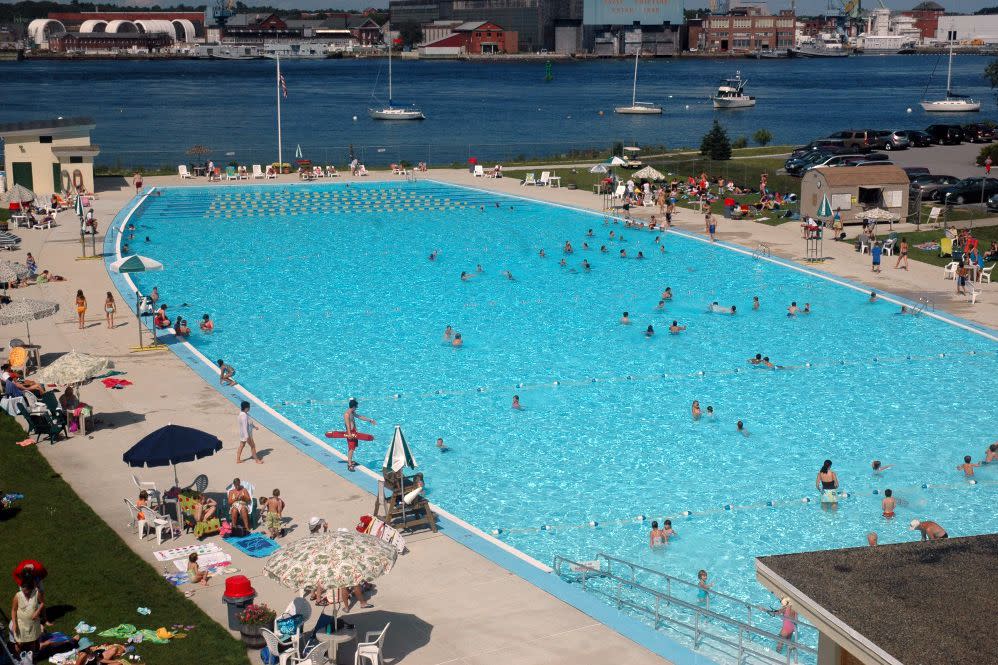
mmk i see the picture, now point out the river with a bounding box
[1,54,995,167]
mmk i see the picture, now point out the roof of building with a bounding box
[0,117,95,134]
[65,31,172,39]
[423,33,466,48]
[757,534,998,665]
[811,164,909,186]
[454,21,489,32]
[51,145,101,156]
[911,1,945,11]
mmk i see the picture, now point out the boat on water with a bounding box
[789,34,850,58]
[262,42,327,60]
[369,23,425,121]
[920,42,981,113]
[615,50,662,115]
[194,44,261,59]
[746,49,788,59]
[713,72,756,109]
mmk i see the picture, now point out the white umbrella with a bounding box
[382,425,417,473]
[34,351,113,388]
[589,164,609,174]
[2,184,36,208]
[861,207,899,222]
[109,254,164,348]
[607,156,627,166]
[632,166,665,181]
[0,261,29,284]
[0,298,59,345]
[75,194,84,220]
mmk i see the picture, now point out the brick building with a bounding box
[902,1,945,41]
[422,21,518,54]
[49,31,173,53]
[703,10,795,52]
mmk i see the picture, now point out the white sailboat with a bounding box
[920,42,980,113]
[369,25,425,121]
[615,50,662,115]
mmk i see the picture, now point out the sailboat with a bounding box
[369,24,425,121]
[615,50,662,115]
[920,42,980,113]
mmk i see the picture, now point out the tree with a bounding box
[700,120,732,161]
[397,22,423,48]
[732,136,748,149]
[986,59,998,93]
[753,129,772,146]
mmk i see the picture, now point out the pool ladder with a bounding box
[553,552,817,665]
[752,243,773,260]
[913,297,935,314]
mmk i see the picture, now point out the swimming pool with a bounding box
[120,180,998,637]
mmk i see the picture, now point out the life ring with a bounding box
[72,169,84,192]
[60,170,71,194]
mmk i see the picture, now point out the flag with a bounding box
[279,72,287,99]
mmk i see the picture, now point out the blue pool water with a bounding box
[124,181,998,611]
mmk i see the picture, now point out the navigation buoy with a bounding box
[906,107,912,113]
[352,115,358,121]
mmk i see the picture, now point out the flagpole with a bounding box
[276,54,283,170]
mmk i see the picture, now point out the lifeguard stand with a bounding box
[803,219,823,262]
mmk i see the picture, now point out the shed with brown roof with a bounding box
[801,165,910,225]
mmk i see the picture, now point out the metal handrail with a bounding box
[753,242,773,259]
[554,555,818,665]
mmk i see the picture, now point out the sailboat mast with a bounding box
[388,23,393,106]
[632,50,639,106]
[946,40,953,96]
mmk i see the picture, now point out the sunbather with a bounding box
[187,553,210,587]
[194,495,217,523]
[228,478,252,533]
[74,642,126,664]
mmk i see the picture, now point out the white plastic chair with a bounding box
[292,642,327,665]
[538,171,551,186]
[262,628,295,665]
[252,165,264,179]
[266,167,278,180]
[179,165,192,179]
[123,497,140,532]
[979,263,994,286]
[521,172,536,186]
[152,510,177,545]
[927,206,942,226]
[942,262,958,280]
[881,237,897,256]
[131,474,161,508]
[354,622,389,665]
[473,165,484,178]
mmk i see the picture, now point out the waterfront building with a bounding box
[390,0,556,52]
[934,13,998,44]
[0,117,99,196]
[48,31,174,54]
[420,21,519,55]
[702,8,796,53]
[902,1,945,41]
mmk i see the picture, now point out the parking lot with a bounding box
[885,141,988,179]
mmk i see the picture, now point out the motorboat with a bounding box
[369,22,425,121]
[713,72,756,109]
[920,42,981,113]
[615,50,662,115]
[263,42,327,60]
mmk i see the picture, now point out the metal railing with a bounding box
[915,296,935,313]
[553,553,818,665]
[752,242,773,259]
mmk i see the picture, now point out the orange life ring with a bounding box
[72,169,84,192]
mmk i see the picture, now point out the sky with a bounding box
[2,0,998,16]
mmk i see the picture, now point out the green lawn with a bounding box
[891,225,998,267]
[0,414,250,665]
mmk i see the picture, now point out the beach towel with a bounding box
[101,378,133,389]
[224,533,280,558]
[365,516,407,554]
[172,551,231,572]
[162,571,190,587]
[153,542,221,562]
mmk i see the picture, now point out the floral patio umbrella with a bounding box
[34,351,113,387]
[264,531,397,594]
[0,298,59,345]
[0,261,29,284]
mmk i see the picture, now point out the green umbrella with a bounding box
[817,194,833,218]
[75,193,84,219]
[382,425,417,473]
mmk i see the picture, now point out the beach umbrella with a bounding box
[34,351,113,391]
[817,194,833,218]
[122,424,223,487]
[74,193,84,220]
[589,164,609,174]
[607,156,627,166]
[382,425,417,474]
[632,165,665,181]
[0,232,21,250]
[0,261,29,284]
[0,298,59,345]
[1,184,36,210]
[264,531,397,622]
[295,144,303,159]
[861,207,899,222]
[110,255,164,348]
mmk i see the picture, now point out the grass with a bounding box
[893,225,998,267]
[0,414,250,665]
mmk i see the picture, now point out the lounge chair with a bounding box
[52,194,70,210]
[313,166,324,179]
[927,206,942,227]
[252,164,264,179]
[355,623,390,665]
[225,480,258,530]
[16,401,66,444]
[266,166,278,180]
[211,167,222,181]
[179,165,192,179]
[225,166,238,181]
[325,165,338,177]
[521,172,536,186]
[538,171,551,186]
[473,165,484,178]
[358,165,368,176]
[238,166,249,180]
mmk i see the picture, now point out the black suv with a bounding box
[962,124,996,143]
[925,124,964,145]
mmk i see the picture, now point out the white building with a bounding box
[857,7,919,52]
[934,14,998,44]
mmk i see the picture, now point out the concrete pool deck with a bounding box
[13,169,996,665]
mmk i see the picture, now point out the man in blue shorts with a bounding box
[871,241,882,273]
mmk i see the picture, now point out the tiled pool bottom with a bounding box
[108,181,998,663]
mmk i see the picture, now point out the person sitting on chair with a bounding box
[227,478,252,534]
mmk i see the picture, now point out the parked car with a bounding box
[895,130,932,147]
[861,152,890,162]
[987,193,998,212]
[801,153,871,172]
[909,174,961,200]
[876,130,910,150]
[962,123,996,143]
[823,130,880,152]
[785,150,837,176]
[939,177,998,205]
[903,166,931,178]
[788,140,848,159]
[925,124,964,145]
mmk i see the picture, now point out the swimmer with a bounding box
[587,229,594,238]
[621,311,631,325]
[660,244,665,254]
[564,241,573,254]
[787,301,798,317]
[697,570,713,602]
[900,305,910,315]
[662,519,677,539]
[816,459,839,496]
[910,519,948,540]
[736,420,749,437]
[749,353,763,365]
[476,264,484,273]
[636,251,645,259]
[444,325,454,342]
[619,249,627,258]
[655,299,665,310]
[867,532,878,546]
[802,303,811,314]
[752,296,760,310]
[956,455,980,477]
[645,324,654,337]
[582,242,590,250]
[539,249,546,258]
[669,320,686,334]
[691,400,701,420]
[200,314,214,334]
[705,406,714,418]
[600,245,608,253]
[582,259,591,271]
[429,250,438,261]
[501,270,515,281]
[869,291,878,303]
[511,394,522,410]
[619,234,625,242]
[984,443,998,464]
[460,271,471,281]
[559,258,567,267]
[452,333,463,348]
[882,489,895,519]
[649,521,666,547]
[872,460,892,474]
[436,437,449,452]
[762,356,776,369]
[662,287,673,300]
[609,230,615,239]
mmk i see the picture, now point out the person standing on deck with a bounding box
[343,398,376,472]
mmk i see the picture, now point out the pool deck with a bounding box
[16,169,996,665]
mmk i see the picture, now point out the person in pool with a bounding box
[443,326,454,342]
[956,455,980,477]
[587,229,594,237]
[910,519,947,540]
[662,519,677,539]
[697,570,713,603]
[737,420,749,437]
[869,291,878,303]
[705,406,714,418]
[428,250,438,261]
[872,460,892,474]
[816,459,839,504]
[501,270,515,281]
[691,401,701,420]
[669,321,686,334]
[436,437,449,452]
[649,521,666,547]
[656,299,665,310]
[582,259,591,271]
[558,258,567,267]
[867,532,878,546]
[619,249,627,259]
[563,241,573,254]
[636,251,645,260]
[752,296,760,310]
[460,271,472,281]
[762,357,777,369]
[452,333,463,348]
[662,287,673,300]
[802,303,811,314]
[200,314,214,334]
[749,354,763,365]
[645,324,654,337]
[620,312,631,325]
[787,302,799,317]
[882,489,896,519]
[538,249,546,258]
[511,395,522,410]
[984,443,998,464]
[600,245,608,253]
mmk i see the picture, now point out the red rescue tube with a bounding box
[325,431,374,441]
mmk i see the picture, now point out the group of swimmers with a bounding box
[690,400,751,436]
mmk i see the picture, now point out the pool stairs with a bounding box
[553,553,818,665]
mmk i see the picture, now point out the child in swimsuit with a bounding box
[187,553,210,587]
[881,489,895,519]
[104,292,115,329]
[75,290,87,329]
[649,521,666,547]
[697,570,713,602]
[956,455,980,477]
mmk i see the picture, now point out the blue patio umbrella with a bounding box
[122,424,222,487]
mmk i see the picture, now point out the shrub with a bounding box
[975,144,998,166]
[753,129,773,146]
[732,136,748,149]
[700,120,732,161]
[237,603,276,627]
